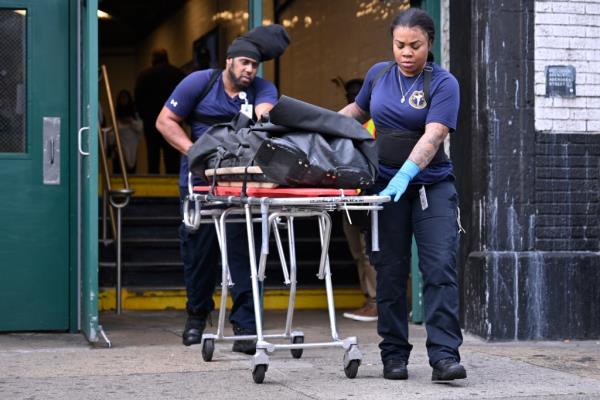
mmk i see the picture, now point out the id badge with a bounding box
[419,185,429,210]
[240,103,253,119]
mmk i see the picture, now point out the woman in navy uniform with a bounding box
[339,8,466,382]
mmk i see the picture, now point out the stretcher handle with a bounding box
[182,195,201,231]
[371,209,380,252]
[260,201,269,255]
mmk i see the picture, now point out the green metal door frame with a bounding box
[75,0,99,341]
[248,0,262,77]
[421,0,441,62]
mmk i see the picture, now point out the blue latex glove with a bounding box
[379,160,421,202]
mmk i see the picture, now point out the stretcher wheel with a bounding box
[201,339,214,362]
[344,360,359,379]
[252,364,267,384]
[290,335,304,359]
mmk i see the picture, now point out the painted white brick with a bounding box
[587,107,600,118]
[583,73,600,84]
[569,37,600,50]
[588,120,600,131]
[535,2,553,13]
[553,119,587,131]
[537,36,571,48]
[536,96,555,108]
[570,49,596,60]
[536,12,570,25]
[535,118,553,131]
[587,50,600,61]
[586,3,600,15]
[535,71,546,81]
[576,84,600,96]
[535,61,549,72]
[553,97,588,108]
[587,26,600,38]
[538,106,571,119]
[570,108,596,120]
[535,82,547,96]
[559,61,594,73]
[588,98,600,108]
[535,48,564,60]
[553,1,587,14]
[536,24,586,38]
[537,61,595,78]
[535,0,599,134]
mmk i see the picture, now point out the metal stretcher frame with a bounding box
[182,176,389,384]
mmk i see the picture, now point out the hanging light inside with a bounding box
[97,9,113,20]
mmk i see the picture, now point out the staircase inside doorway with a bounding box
[98,176,362,311]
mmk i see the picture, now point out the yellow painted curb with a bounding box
[99,176,179,197]
[98,287,365,312]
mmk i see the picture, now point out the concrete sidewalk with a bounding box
[1,310,599,399]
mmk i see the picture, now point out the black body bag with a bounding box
[187,96,378,189]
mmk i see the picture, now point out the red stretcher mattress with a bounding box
[193,186,360,198]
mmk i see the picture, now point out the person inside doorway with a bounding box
[135,48,185,174]
[112,89,142,174]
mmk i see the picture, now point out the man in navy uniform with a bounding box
[156,25,290,353]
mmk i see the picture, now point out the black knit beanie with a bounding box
[226,24,290,62]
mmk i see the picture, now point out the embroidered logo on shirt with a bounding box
[169,99,178,107]
[409,90,427,109]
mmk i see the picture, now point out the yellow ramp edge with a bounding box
[99,287,365,312]
[99,176,180,197]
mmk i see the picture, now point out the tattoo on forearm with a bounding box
[408,123,449,169]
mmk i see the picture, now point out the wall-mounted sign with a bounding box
[545,65,576,97]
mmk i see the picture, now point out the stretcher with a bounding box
[182,174,389,383]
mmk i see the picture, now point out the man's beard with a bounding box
[228,67,252,90]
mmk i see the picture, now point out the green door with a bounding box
[0,0,70,331]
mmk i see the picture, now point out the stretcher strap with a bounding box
[209,150,225,195]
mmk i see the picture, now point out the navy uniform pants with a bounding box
[179,187,255,330]
[368,178,463,366]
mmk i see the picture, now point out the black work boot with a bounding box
[182,311,207,346]
[431,358,467,381]
[383,359,408,380]
[231,324,257,355]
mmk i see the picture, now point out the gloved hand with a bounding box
[379,160,421,202]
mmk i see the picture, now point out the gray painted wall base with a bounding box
[463,251,600,340]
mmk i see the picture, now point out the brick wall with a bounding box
[535,0,600,133]
[535,133,600,251]
[534,1,600,251]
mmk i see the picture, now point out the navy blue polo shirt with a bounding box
[355,61,460,185]
[165,69,278,186]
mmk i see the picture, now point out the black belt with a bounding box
[376,126,448,168]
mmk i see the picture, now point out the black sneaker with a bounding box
[431,358,467,381]
[383,359,408,380]
[231,324,257,355]
[182,313,207,346]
